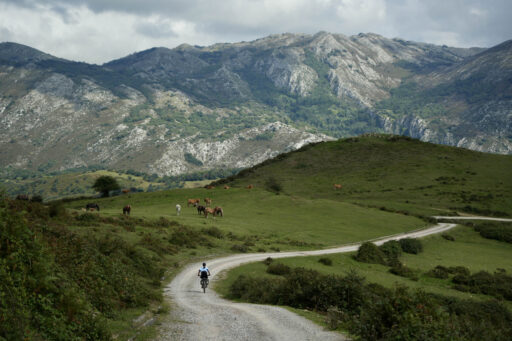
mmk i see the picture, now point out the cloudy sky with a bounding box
[0,0,510,64]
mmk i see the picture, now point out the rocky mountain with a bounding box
[0,32,510,177]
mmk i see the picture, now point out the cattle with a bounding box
[224,185,230,189]
[123,205,131,215]
[86,203,100,211]
[246,184,254,189]
[204,207,216,218]
[197,205,206,215]
[122,189,130,194]
[15,194,29,201]
[333,184,342,190]
[187,199,200,207]
[214,206,224,217]
[204,198,212,206]
[176,204,181,216]
[206,185,215,190]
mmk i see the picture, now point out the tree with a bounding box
[92,176,120,197]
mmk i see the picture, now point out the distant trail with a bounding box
[156,216,508,341]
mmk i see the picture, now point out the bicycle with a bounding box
[200,276,209,293]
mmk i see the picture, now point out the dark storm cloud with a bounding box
[0,0,510,63]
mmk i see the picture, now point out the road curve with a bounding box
[156,217,511,340]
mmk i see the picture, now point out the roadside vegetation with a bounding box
[217,225,512,338]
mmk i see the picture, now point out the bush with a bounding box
[426,265,450,279]
[474,222,512,244]
[354,242,387,265]
[266,263,291,275]
[441,233,455,241]
[389,261,418,281]
[452,270,512,300]
[265,177,282,194]
[231,244,249,253]
[262,257,273,265]
[202,226,224,239]
[399,238,423,254]
[379,240,402,262]
[447,266,470,276]
[318,257,333,266]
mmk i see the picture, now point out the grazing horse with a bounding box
[86,203,100,211]
[224,185,230,189]
[246,184,254,189]
[197,205,206,215]
[176,204,181,216]
[204,198,212,206]
[206,185,215,190]
[204,207,216,218]
[122,189,130,194]
[214,206,223,217]
[16,194,29,201]
[123,205,131,215]
[333,184,342,190]
[187,199,200,207]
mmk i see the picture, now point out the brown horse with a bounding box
[204,198,212,206]
[246,184,254,189]
[206,185,215,190]
[123,205,131,215]
[187,199,200,207]
[224,185,230,189]
[204,207,216,218]
[214,206,223,217]
[122,189,130,194]
[333,184,342,190]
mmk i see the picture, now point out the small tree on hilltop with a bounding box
[92,176,120,197]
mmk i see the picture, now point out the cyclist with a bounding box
[198,262,211,287]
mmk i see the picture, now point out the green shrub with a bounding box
[265,177,282,194]
[262,257,273,265]
[354,242,387,265]
[318,257,333,266]
[389,261,418,281]
[447,266,470,276]
[441,233,455,241]
[266,263,291,275]
[202,226,224,239]
[474,222,512,244]
[379,240,402,262]
[452,270,512,301]
[426,265,450,279]
[231,244,249,253]
[399,238,423,254]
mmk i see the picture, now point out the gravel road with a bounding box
[156,216,512,341]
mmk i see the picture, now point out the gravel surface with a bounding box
[156,216,511,340]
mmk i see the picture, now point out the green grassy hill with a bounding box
[215,134,512,218]
[3,135,512,340]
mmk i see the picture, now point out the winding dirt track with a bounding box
[157,216,512,341]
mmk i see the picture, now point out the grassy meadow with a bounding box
[65,187,427,249]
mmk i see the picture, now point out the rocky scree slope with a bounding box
[0,32,509,176]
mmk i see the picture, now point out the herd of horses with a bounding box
[186,198,223,218]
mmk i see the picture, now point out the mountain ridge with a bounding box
[0,32,510,178]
